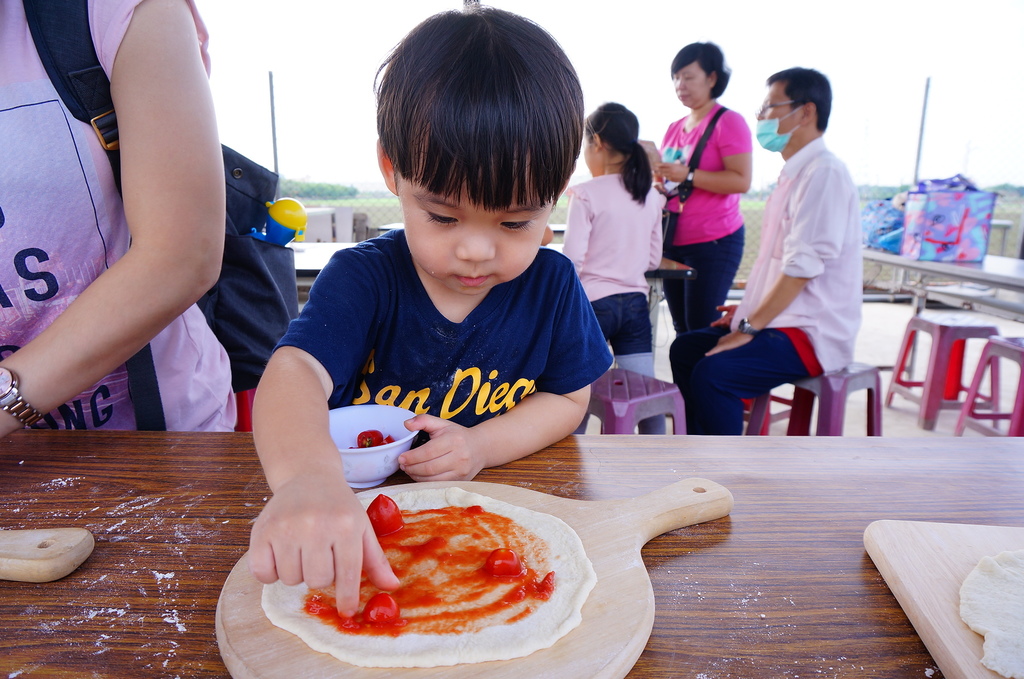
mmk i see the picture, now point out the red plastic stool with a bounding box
[587,368,686,435]
[955,336,1023,437]
[745,363,883,436]
[885,313,999,430]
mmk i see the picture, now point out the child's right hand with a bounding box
[247,470,400,616]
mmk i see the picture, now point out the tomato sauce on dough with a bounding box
[304,504,556,636]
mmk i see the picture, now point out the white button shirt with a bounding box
[734,138,862,373]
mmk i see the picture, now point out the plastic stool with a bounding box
[955,336,1023,437]
[885,313,999,430]
[587,368,686,435]
[746,363,883,436]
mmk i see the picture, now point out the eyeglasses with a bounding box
[755,100,800,119]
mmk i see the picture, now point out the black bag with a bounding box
[24,0,299,427]
[663,106,729,249]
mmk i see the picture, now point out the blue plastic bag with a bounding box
[861,199,905,253]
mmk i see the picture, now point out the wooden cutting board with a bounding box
[864,520,1024,679]
[217,478,733,678]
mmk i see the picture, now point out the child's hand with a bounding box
[397,415,485,482]
[247,469,400,616]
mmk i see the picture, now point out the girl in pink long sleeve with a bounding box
[563,103,666,433]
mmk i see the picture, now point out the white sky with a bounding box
[198,0,1024,192]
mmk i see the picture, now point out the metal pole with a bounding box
[912,77,930,186]
[269,70,280,197]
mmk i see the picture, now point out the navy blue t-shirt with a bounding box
[279,230,612,427]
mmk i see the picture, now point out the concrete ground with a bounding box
[592,300,1024,437]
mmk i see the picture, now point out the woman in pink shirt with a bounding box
[654,42,752,335]
[564,103,666,433]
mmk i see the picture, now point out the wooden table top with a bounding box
[2,431,1022,678]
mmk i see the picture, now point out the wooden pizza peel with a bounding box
[864,520,1024,679]
[217,477,733,678]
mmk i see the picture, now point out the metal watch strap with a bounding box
[5,396,44,427]
[1,373,44,427]
[738,318,760,336]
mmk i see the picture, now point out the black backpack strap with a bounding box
[124,346,167,431]
[22,0,120,154]
[24,0,164,429]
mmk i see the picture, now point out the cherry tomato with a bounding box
[363,592,400,624]
[484,548,525,577]
[366,493,404,537]
[357,429,385,448]
[383,435,395,444]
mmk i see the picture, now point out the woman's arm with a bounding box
[1,0,224,435]
[691,152,752,195]
[652,153,751,195]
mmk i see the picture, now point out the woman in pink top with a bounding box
[564,103,666,433]
[654,42,752,335]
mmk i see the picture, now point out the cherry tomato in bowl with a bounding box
[356,430,385,448]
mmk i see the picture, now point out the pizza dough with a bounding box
[262,486,597,668]
[959,549,1024,679]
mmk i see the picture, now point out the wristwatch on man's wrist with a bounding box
[0,367,44,427]
[737,318,760,336]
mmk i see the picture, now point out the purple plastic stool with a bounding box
[746,362,883,436]
[886,313,999,430]
[587,369,686,435]
[955,336,1023,437]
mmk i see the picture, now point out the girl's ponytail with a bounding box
[585,103,652,204]
[622,141,653,204]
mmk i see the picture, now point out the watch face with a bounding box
[0,368,13,395]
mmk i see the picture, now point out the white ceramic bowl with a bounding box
[328,404,418,488]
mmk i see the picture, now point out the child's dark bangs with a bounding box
[412,87,569,211]
[376,8,582,212]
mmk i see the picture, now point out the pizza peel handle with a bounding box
[592,477,734,546]
[0,527,95,583]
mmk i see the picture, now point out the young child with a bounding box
[563,103,666,433]
[247,6,612,615]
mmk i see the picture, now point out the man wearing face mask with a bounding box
[669,67,862,435]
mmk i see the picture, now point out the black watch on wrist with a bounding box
[737,318,760,336]
[0,367,44,427]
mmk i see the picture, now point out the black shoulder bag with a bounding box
[663,106,729,250]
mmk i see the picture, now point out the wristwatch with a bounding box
[737,318,760,336]
[0,367,44,427]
